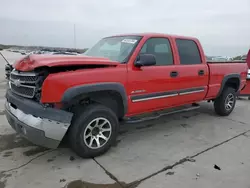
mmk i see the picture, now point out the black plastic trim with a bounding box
[238,94,250,97]
[216,74,241,97]
[6,89,73,124]
[61,82,128,114]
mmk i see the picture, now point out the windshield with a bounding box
[84,36,141,62]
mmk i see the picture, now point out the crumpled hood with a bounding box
[13,54,120,71]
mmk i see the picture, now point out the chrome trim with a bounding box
[10,73,38,84]
[132,93,178,102]
[10,82,36,98]
[131,87,205,103]
[6,102,70,141]
[11,70,37,77]
[10,81,36,89]
[9,70,38,98]
[179,89,205,96]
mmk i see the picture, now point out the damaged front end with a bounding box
[6,66,74,148]
[8,68,47,102]
[5,54,119,148]
[5,89,73,148]
[5,64,13,80]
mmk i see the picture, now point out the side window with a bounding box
[155,43,169,53]
[139,38,173,66]
[176,39,202,65]
[140,43,147,54]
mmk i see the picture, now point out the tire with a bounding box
[69,104,119,158]
[214,87,236,116]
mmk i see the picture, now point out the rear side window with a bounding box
[176,39,202,65]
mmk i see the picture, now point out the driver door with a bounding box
[127,37,180,115]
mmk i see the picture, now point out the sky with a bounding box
[0,0,250,56]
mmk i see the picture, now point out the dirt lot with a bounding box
[0,51,250,188]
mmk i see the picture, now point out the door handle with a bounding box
[198,70,204,76]
[170,71,178,77]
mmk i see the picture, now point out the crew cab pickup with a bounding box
[5,33,248,158]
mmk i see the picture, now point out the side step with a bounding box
[123,104,200,124]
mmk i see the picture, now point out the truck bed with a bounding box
[207,60,246,64]
[205,62,248,99]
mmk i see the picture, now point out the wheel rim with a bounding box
[83,117,112,149]
[225,93,235,111]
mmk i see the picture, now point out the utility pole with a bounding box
[74,24,76,49]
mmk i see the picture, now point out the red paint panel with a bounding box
[205,63,248,99]
[41,64,127,103]
[11,33,249,118]
[240,80,250,95]
[127,65,180,115]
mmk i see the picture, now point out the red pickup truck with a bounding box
[5,33,248,158]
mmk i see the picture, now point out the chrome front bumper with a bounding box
[5,90,73,148]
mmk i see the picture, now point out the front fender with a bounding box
[61,82,128,114]
[40,65,127,108]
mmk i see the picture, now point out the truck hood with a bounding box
[13,54,120,71]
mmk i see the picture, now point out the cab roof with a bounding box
[110,32,198,41]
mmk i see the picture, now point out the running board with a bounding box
[123,104,200,124]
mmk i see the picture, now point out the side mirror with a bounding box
[135,54,156,67]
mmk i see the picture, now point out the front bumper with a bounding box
[5,90,73,148]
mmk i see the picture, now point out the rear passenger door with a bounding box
[174,38,209,104]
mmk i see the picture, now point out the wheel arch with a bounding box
[61,82,128,118]
[217,74,241,97]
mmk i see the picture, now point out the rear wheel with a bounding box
[214,87,236,116]
[69,104,119,158]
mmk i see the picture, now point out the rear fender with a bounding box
[216,74,240,97]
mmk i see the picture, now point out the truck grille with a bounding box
[10,73,39,82]
[10,70,38,98]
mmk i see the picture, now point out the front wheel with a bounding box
[69,104,119,158]
[214,87,236,116]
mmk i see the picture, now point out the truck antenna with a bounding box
[74,24,76,49]
[0,52,10,65]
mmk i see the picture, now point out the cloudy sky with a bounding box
[0,0,250,56]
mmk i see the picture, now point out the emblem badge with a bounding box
[13,79,21,87]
